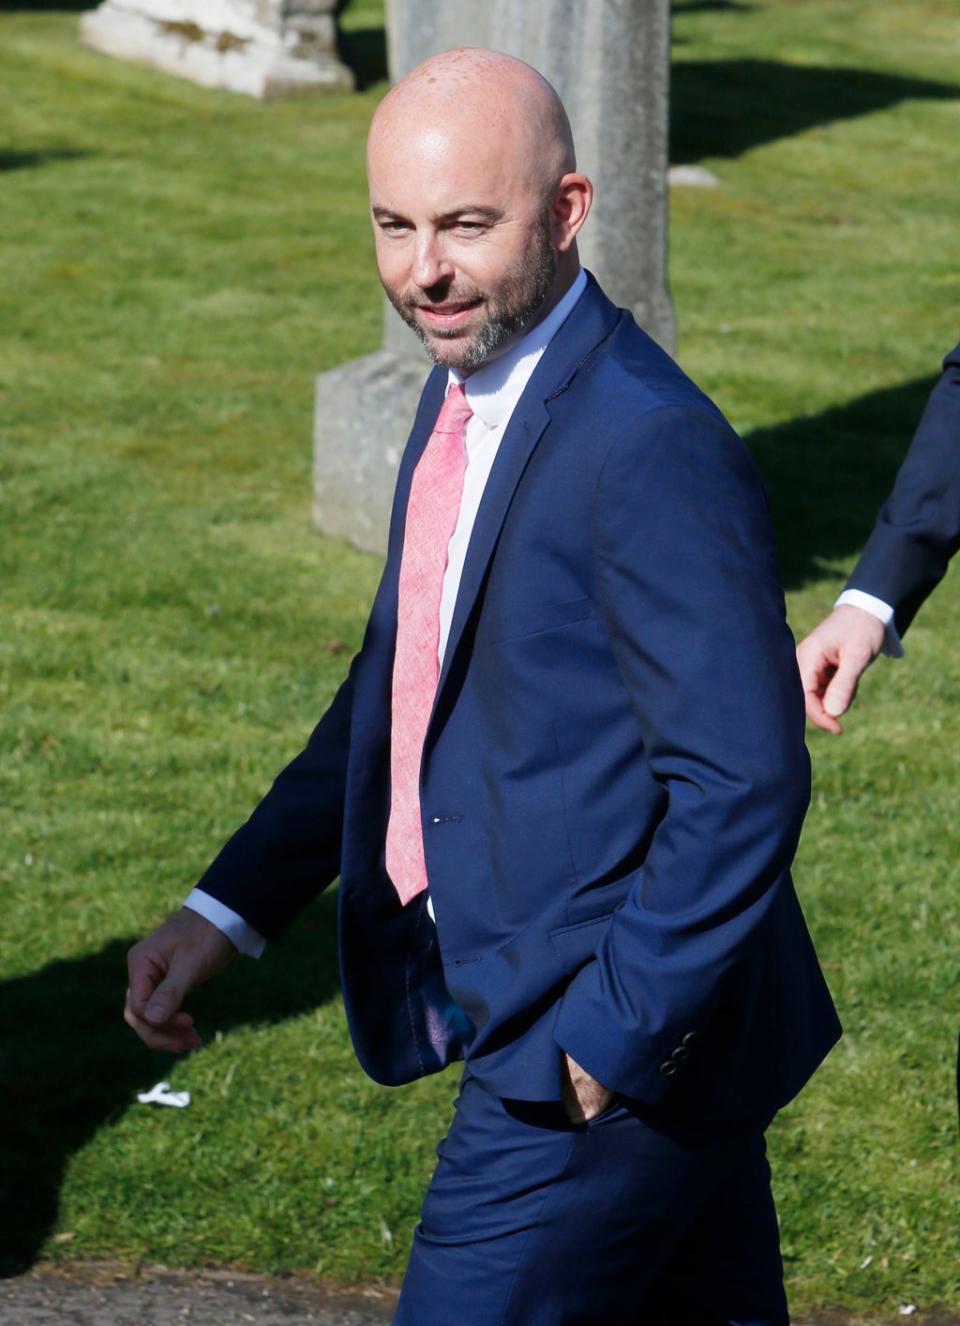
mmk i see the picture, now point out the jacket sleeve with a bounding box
[193,663,356,940]
[846,344,960,636]
[553,403,810,1103]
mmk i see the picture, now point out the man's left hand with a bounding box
[562,1053,613,1123]
[795,604,886,734]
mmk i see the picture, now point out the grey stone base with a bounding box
[314,350,430,555]
[80,4,354,99]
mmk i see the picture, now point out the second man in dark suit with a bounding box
[797,343,960,730]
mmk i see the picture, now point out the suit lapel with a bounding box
[378,364,447,640]
[386,364,448,571]
[348,363,445,757]
[434,276,621,704]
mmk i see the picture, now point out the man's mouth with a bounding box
[416,298,483,331]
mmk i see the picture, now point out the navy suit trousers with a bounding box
[394,1074,789,1326]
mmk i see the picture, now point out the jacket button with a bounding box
[671,1046,689,1063]
[659,1060,678,1076]
[681,1031,698,1047]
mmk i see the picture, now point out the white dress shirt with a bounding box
[184,270,589,957]
[834,588,903,657]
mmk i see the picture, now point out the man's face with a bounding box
[368,125,558,371]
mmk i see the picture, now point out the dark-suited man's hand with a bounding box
[796,604,887,734]
[124,908,236,1053]
[561,1053,614,1123]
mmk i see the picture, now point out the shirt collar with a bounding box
[447,268,588,430]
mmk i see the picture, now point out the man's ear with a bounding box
[551,173,593,253]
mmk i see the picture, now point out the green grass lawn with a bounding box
[1,1,958,1318]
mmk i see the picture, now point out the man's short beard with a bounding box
[390,214,558,371]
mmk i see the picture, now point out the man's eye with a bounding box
[455,222,486,235]
[379,220,409,234]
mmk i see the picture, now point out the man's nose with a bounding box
[413,234,452,289]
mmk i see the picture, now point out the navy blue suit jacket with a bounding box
[847,343,960,635]
[199,276,840,1131]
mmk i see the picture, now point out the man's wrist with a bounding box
[182,889,267,958]
[835,589,903,658]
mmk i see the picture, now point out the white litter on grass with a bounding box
[899,1306,917,1317]
[860,1256,873,1269]
[668,164,720,188]
[136,1080,191,1108]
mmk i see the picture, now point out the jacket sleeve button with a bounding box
[659,1060,678,1076]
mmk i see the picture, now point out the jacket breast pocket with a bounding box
[483,596,592,646]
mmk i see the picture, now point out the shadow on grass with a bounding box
[0,891,341,1277]
[672,59,960,164]
[0,148,91,172]
[673,0,756,12]
[337,26,388,91]
[747,373,938,590]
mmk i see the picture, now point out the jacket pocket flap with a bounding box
[485,597,592,645]
[549,912,613,962]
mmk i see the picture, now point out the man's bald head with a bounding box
[366,49,591,371]
[369,48,576,204]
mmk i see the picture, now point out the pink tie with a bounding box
[386,383,473,905]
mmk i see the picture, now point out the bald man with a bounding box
[126,50,839,1325]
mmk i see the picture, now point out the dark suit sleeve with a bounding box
[193,664,356,940]
[554,404,810,1102]
[846,344,960,636]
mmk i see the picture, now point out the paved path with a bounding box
[0,1266,396,1326]
[1,1265,956,1326]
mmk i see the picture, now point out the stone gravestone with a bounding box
[314,0,674,554]
[80,0,353,99]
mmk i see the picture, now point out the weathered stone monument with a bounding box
[314,0,674,553]
[80,0,353,99]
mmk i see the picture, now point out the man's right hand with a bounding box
[124,908,236,1053]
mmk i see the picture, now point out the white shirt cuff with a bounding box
[183,888,267,958]
[836,589,904,659]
